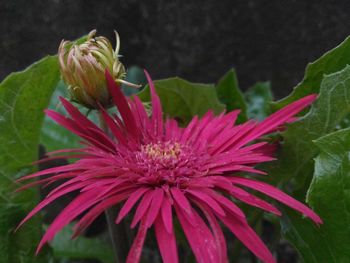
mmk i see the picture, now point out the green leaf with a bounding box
[216,69,247,123]
[51,226,114,263]
[40,81,81,152]
[245,81,273,121]
[281,208,333,263]
[273,36,350,110]
[138,77,225,125]
[282,128,350,262]
[265,65,350,196]
[0,56,60,262]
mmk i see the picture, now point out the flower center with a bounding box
[134,141,206,186]
[141,141,182,162]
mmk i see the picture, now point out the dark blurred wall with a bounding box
[2,0,350,98]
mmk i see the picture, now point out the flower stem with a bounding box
[105,205,131,263]
[98,111,131,263]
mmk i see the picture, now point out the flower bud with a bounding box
[58,30,139,109]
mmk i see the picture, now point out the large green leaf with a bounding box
[51,226,114,263]
[265,65,350,196]
[0,56,60,262]
[273,36,350,110]
[40,81,81,152]
[282,128,350,262]
[138,77,225,125]
[216,69,247,123]
[281,208,333,263]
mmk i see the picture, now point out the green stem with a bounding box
[105,206,131,263]
[98,111,131,263]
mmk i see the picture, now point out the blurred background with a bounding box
[2,0,350,98]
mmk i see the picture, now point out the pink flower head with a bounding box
[17,70,321,263]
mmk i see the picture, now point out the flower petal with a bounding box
[194,201,228,263]
[235,94,317,148]
[154,215,179,263]
[131,191,154,228]
[217,212,276,263]
[175,204,219,263]
[145,188,164,227]
[161,196,173,234]
[105,69,139,140]
[187,189,226,216]
[36,189,101,253]
[144,69,163,137]
[116,187,150,224]
[170,187,195,222]
[230,177,322,224]
[126,219,148,263]
[73,190,132,237]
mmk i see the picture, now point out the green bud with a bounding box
[58,30,139,109]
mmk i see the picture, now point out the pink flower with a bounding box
[17,70,321,263]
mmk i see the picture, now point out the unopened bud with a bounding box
[58,30,139,109]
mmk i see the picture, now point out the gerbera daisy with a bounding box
[17,70,321,263]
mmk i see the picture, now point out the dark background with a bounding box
[2,0,350,98]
